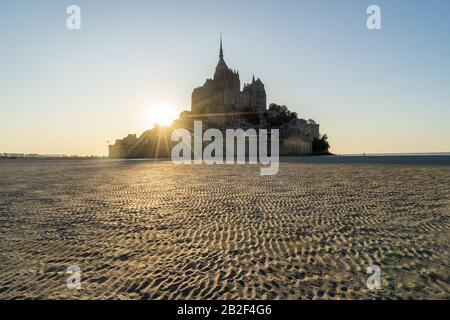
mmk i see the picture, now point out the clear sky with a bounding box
[0,0,449,155]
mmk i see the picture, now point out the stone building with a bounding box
[108,134,137,158]
[109,37,325,158]
[191,36,266,128]
[109,128,172,159]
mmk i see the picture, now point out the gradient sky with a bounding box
[1,0,449,155]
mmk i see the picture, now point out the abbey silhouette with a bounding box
[109,37,328,158]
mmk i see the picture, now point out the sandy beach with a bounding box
[0,157,449,299]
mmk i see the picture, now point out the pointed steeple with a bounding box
[214,33,231,80]
[252,74,255,83]
[219,33,224,59]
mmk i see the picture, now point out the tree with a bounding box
[268,103,298,126]
[313,134,330,154]
[241,107,260,125]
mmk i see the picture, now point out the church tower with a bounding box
[213,34,238,83]
[192,35,268,127]
[192,35,240,127]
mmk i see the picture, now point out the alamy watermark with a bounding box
[66,5,81,30]
[66,265,81,289]
[366,265,381,290]
[171,121,279,176]
[367,5,381,30]
[66,5,380,31]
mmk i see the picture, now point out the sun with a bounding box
[146,104,178,127]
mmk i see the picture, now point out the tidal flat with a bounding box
[0,158,448,299]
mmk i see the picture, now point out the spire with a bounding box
[214,33,230,80]
[252,74,255,83]
[219,33,224,59]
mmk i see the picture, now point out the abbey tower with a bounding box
[191,36,267,128]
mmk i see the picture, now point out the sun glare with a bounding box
[147,104,178,127]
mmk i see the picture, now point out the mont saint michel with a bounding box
[109,38,329,159]
[1,1,449,303]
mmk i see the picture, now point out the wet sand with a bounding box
[0,158,449,299]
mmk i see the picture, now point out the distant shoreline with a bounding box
[2,151,450,159]
[2,153,450,166]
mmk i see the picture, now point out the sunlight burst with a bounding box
[146,104,178,127]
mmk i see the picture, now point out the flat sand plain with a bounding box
[0,158,449,299]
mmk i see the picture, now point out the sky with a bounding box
[0,0,449,155]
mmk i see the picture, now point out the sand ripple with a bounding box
[0,159,449,299]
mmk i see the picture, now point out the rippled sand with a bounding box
[0,159,449,299]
